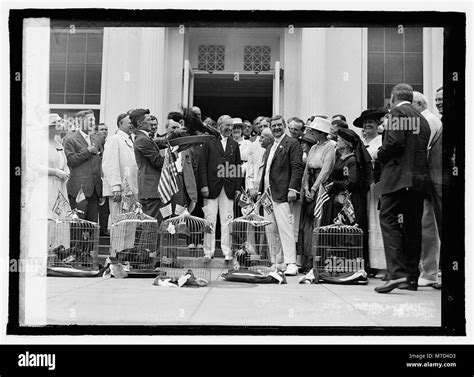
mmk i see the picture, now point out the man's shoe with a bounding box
[374,277,410,293]
[284,263,298,276]
[399,280,418,291]
[418,277,437,287]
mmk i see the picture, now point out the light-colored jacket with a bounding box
[102,129,139,197]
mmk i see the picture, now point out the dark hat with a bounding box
[353,108,388,128]
[337,128,361,147]
[301,132,318,146]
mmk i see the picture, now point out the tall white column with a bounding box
[138,28,166,128]
[22,18,50,326]
[423,28,444,115]
[282,28,302,119]
[300,28,327,121]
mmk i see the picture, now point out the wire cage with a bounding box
[312,223,364,280]
[110,207,159,273]
[47,216,99,270]
[229,211,273,274]
[158,211,212,281]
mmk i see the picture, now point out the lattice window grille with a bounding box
[243,45,271,72]
[198,45,225,71]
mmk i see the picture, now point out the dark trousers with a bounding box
[69,188,99,223]
[139,198,164,224]
[379,188,425,282]
[99,197,110,234]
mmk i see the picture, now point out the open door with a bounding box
[272,61,281,115]
[182,59,194,109]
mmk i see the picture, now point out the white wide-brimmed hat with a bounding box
[307,117,331,134]
[232,117,243,125]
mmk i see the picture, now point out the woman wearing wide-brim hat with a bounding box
[297,117,336,272]
[353,108,388,277]
[319,128,373,271]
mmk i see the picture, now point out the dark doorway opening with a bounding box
[193,73,273,123]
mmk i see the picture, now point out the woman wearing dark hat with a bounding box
[298,118,336,272]
[319,128,373,270]
[353,108,388,276]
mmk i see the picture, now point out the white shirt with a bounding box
[264,135,284,190]
[79,129,91,146]
[221,136,228,151]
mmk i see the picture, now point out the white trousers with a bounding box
[203,188,234,258]
[264,200,297,265]
[419,198,440,282]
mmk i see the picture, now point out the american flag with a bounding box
[157,145,179,204]
[314,184,330,219]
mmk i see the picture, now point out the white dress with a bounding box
[364,135,386,269]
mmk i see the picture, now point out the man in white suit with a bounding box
[102,113,139,224]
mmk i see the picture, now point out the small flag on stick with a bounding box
[76,185,86,203]
[314,184,330,219]
[52,191,71,217]
[157,145,179,204]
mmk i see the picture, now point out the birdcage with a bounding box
[229,208,273,275]
[110,205,159,276]
[47,214,99,270]
[312,223,364,280]
[158,210,212,281]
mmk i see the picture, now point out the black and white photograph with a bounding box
[1,1,472,375]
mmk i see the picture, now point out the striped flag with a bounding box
[157,145,179,204]
[314,184,330,219]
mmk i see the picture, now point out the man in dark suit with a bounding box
[198,115,243,263]
[64,110,103,222]
[259,115,303,276]
[131,108,165,220]
[375,83,432,293]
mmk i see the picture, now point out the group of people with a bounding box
[42,83,444,293]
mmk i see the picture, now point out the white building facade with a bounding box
[49,26,443,134]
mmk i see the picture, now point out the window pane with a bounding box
[368,84,384,108]
[50,33,67,63]
[405,28,423,52]
[49,94,64,104]
[385,53,403,83]
[385,28,403,52]
[85,65,101,94]
[68,34,87,63]
[368,53,384,83]
[368,28,384,52]
[87,33,103,64]
[66,65,85,95]
[50,64,66,94]
[65,94,84,104]
[84,95,100,104]
[404,53,423,83]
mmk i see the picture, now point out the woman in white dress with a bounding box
[353,108,387,277]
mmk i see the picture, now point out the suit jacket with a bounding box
[259,134,303,203]
[102,129,139,197]
[377,103,431,196]
[198,136,243,200]
[134,131,164,200]
[64,131,103,198]
[427,125,443,198]
[181,148,198,203]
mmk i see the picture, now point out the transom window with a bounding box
[243,45,271,72]
[198,45,225,71]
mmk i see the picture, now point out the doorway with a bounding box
[193,73,273,122]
